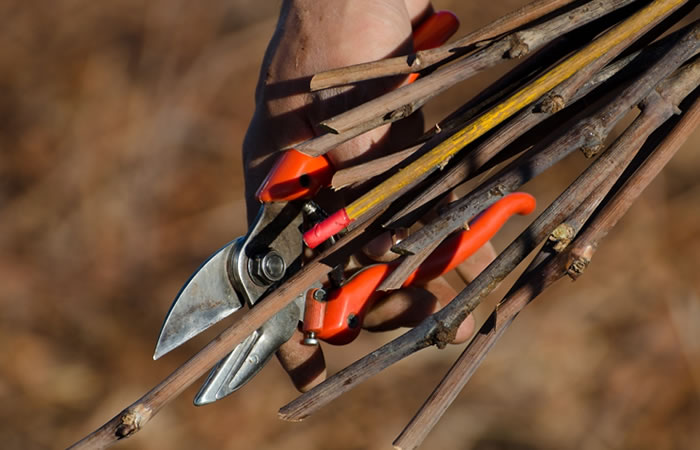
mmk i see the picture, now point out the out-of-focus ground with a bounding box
[1,1,699,449]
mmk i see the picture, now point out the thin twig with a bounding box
[309,0,580,91]
[331,144,421,190]
[278,30,700,421]
[393,61,700,450]
[567,62,700,279]
[389,19,698,269]
[385,22,696,228]
[329,36,572,190]
[393,250,568,450]
[297,0,638,157]
[300,0,685,257]
[68,210,394,449]
[381,24,698,291]
[332,18,624,195]
[299,39,513,155]
[69,263,332,449]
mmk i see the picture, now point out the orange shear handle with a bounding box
[255,11,460,203]
[303,192,536,345]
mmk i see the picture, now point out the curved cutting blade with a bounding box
[153,239,243,360]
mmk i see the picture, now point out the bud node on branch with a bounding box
[549,223,576,252]
[539,94,566,113]
[387,104,415,121]
[115,406,148,439]
[508,34,530,58]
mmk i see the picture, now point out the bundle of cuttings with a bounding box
[70,1,700,449]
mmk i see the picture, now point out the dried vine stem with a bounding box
[308,28,588,164]
[393,62,700,450]
[330,19,621,192]
[391,0,694,149]
[278,113,632,420]
[299,0,685,259]
[393,249,570,450]
[385,22,695,229]
[309,0,577,91]
[330,35,581,192]
[381,22,697,291]
[278,26,700,422]
[69,262,332,449]
[297,37,510,156]
[567,68,700,279]
[332,144,422,190]
[375,95,604,289]
[296,0,637,157]
[329,35,574,190]
[387,21,698,288]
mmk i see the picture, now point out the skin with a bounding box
[243,0,495,392]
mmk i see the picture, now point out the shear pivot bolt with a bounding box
[262,252,285,280]
[250,250,286,285]
[303,331,319,346]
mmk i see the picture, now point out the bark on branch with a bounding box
[296,0,639,158]
[309,0,579,91]
[393,59,700,450]
[385,21,699,291]
[278,25,700,423]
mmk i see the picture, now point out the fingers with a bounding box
[406,0,433,25]
[455,240,498,283]
[363,228,409,262]
[253,1,449,393]
[244,0,424,208]
[323,17,427,170]
[363,278,475,345]
[363,286,440,331]
[277,268,478,394]
[275,328,327,392]
[424,278,475,344]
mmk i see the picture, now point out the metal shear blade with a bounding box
[153,12,463,404]
[193,293,306,405]
[153,239,243,360]
[154,202,305,403]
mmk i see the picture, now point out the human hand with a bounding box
[243,0,494,392]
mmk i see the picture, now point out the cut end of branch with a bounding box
[567,244,595,279]
[309,73,334,92]
[318,122,341,135]
[277,410,307,422]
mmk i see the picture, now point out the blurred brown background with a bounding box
[1,1,699,449]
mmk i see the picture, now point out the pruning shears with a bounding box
[153,11,537,406]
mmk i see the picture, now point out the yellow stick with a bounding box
[344,0,684,221]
